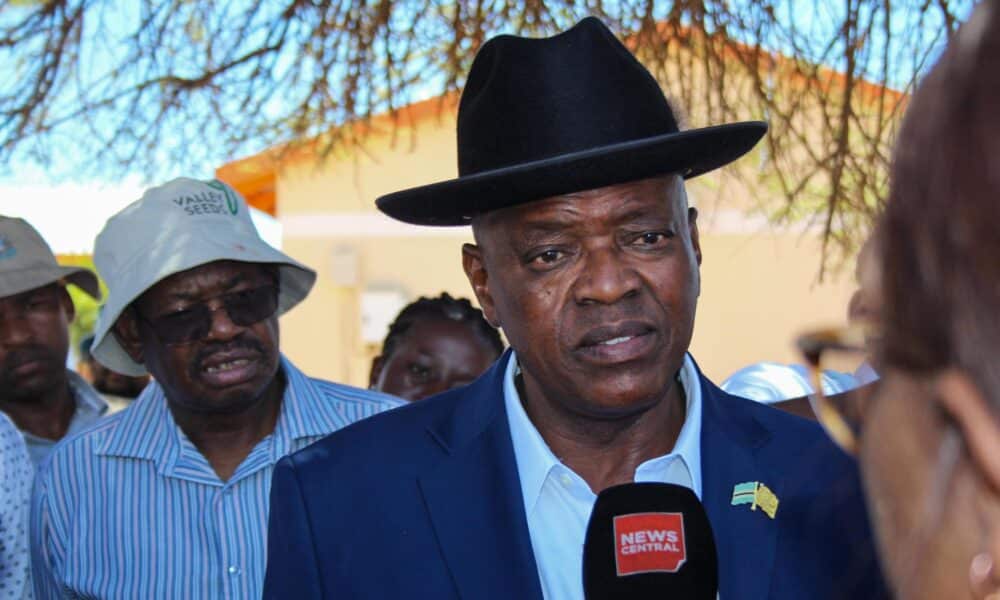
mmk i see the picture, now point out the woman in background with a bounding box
[370,293,504,401]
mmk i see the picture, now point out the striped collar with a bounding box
[67,369,110,415]
[97,355,348,475]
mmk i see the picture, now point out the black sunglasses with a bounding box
[136,285,279,345]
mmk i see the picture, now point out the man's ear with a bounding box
[688,207,702,266]
[935,370,1000,491]
[112,307,146,367]
[369,355,384,390]
[462,243,500,329]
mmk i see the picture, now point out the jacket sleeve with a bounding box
[263,455,325,599]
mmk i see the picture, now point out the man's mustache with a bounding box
[1,345,59,377]
[188,336,269,378]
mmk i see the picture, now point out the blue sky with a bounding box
[0,0,975,193]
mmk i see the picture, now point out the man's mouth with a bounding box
[197,350,261,386]
[203,358,252,374]
[3,349,54,380]
[598,335,637,346]
[9,358,48,378]
[575,321,658,364]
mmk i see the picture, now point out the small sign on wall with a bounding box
[361,287,409,345]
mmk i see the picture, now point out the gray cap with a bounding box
[91,177,316,376]
[0,216,100,300]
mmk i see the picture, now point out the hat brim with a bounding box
[377,121,767,225]
[90,231,316,377]
[0,265,101,300]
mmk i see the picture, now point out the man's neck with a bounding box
[168,373,286,483]
[0,374,76,441]
[517,372,686,494]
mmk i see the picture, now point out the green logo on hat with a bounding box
[0,236,16,260]
[206,180,239,215]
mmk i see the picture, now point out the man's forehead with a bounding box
[140,260,273,303]
[0,282,62,304]
[475,175,686,236]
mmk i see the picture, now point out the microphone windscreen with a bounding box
[582,483,718,600]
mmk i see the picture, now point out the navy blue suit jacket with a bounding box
[263,352,888,599]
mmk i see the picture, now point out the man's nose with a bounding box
[573,246,640,305]
[203,303,242,341]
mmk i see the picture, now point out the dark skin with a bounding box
[369,318,500,401]
[114,260,283,482]
[463,175,702,493]
[0,283,76,440]
[81,358,150,399]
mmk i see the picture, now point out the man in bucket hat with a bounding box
[30,178,402,599]
[264,18,887,600]
[0,217,108,466]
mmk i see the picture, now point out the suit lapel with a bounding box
[418,353,544,600]
[699,374,783,600]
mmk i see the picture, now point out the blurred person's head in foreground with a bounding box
[78,334,149,399]
[369,292,504,401]
[851,3,1000,598]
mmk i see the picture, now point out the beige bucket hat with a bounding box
[90,177,316,376]
[0,216,100,300]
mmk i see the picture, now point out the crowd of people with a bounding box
[0,3,997,598]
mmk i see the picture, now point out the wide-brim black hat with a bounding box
[376,17,767,226]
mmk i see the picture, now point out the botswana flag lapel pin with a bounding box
[731,481,779,519]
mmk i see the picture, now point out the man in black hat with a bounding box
[263,18,887,600]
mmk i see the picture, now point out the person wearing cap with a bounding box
[263,18,887,600]
[30,178,403,599]
[0,217,108,467]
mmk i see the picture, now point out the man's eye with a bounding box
[159,308,200,326]
[530,249,564,265]
[25,297,56,311]
[633,231,673,246]
[407,363,432,381]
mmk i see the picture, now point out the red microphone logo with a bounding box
[613,512,687,576]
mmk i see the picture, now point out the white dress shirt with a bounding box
[504,351,703,600]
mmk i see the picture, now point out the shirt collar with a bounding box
[503,353,562,516]
[97,355,343,463]
[18,370,108,445]
[503,351,704,516]
[67,369,109,415]
[267,355,353,459]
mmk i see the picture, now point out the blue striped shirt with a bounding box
[30,356,403,599]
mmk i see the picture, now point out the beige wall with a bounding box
[265,105,855,388]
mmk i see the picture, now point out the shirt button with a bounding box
[228,566,240,575]
[559,474,573,487]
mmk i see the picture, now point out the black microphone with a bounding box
[583,482,718,599]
